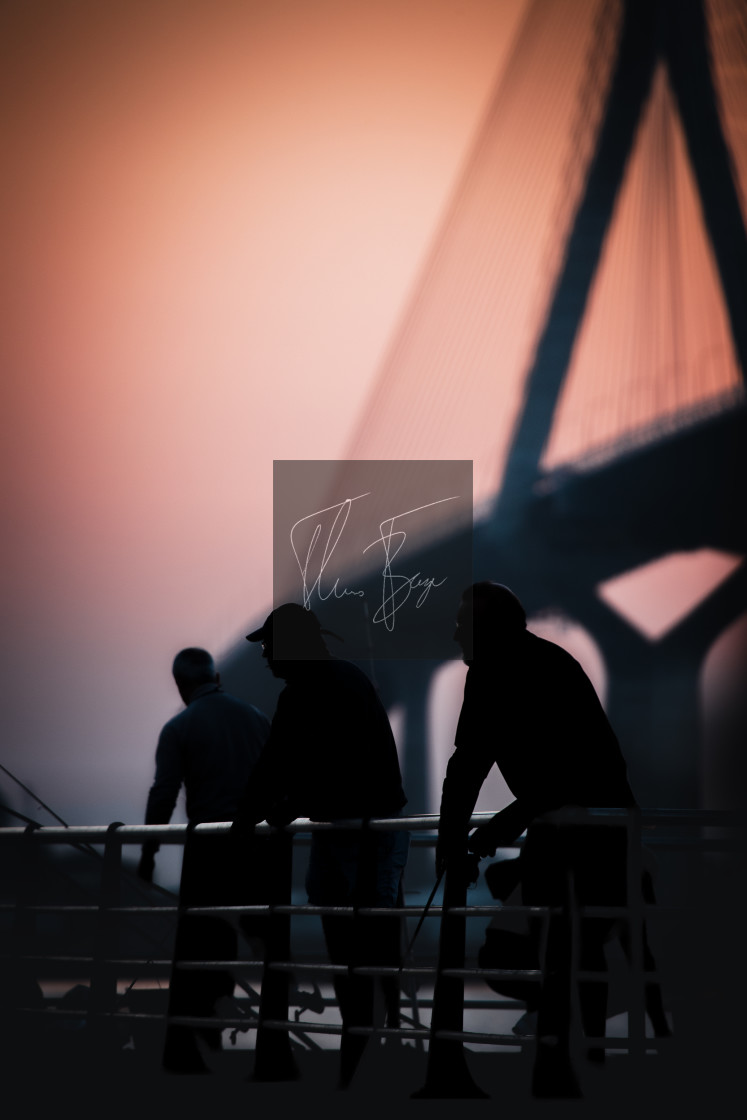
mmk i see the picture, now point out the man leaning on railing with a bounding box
[437,582,641,1098]
[233,603,410,1089]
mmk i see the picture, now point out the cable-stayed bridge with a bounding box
[224,0,747,813]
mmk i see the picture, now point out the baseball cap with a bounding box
[246,602,340,643]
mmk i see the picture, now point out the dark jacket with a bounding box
[146,683,270,825]
[439,631,636,855]
[236,657,406,825]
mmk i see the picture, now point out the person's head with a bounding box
[172,647,218,704]
[246,603,331,679]
[454,582,526,662]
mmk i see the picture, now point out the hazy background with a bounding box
[1,0,529,826]
[2,0,745,835]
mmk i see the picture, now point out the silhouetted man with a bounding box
[139,647,270,1072]
[234,603,409,1088]
[437,582,638,1096]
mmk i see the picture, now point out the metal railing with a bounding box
[1,808,744,1094]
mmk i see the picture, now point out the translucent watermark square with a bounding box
[272,461,473,660]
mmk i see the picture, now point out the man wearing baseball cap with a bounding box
[235,602,409,1088]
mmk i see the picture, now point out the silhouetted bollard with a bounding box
[412,862,488,1098]
[253,830,299,1081]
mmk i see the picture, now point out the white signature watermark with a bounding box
[289,494,457,630]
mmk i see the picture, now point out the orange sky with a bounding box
[0,0,526,823]
[1,0,744,830]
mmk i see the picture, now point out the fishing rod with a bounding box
[400,848,482,965]
[0,758,177,895]
[0,760,69,828]
[400,869,444,967]
[0,761,303,1028]
[0,802,49,829]
[0,759,182,998]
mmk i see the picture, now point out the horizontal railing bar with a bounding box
[239,1020,454,1041]
[440,968,542,980]
[208,1019,669,1049]
[184,904,452,917]
[20,1007,172,1022]
[1,807,743,844]
[236,1019,344,1036]
[258,962,434,977]
[0,817,439,842]
[644,840,747,851]
[183,903,511,918]
[418,1030,525,1045]
[178,960,544,981]
[431,1029,667,1047]
[448,905,686,919]
[0,904,180,915]
[17,996,528,1013]
[3,955,666,983]
[346,1026,433,1039]
[0,900,708,922]
[15,1006,672,1049]
[184,902,693,919]
[407,1029,524,1045]
[9,955,173,966]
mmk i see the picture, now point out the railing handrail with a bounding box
[0,806,743,843]
[3,804,740,1088]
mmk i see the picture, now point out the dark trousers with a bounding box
[164,831,276,1071]
[163,833,236,1069]
[522,821,627,1094]
[307,830,409,1086]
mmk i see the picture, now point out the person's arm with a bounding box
[232,708,292,834]
[138,725,183,881]
[467,797,539,857]
[436,741,495,875]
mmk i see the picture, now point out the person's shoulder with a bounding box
[526,632,595,693]
[314,658,384,708]
[526,630,580,669]
[328,656,366,677]
[158,706,188,741]
[329,657,379,692]
[307,655,363,680]
[213,690,270,723]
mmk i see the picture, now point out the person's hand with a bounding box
[265,798,297,828]
[459,851,481,886]
[436,842,480,886]
[468,801,528,858]
[230,816,256,843]
[435,837,450,878]
[137,849,155,883]
[469,815,520,858]
[483,856,522,901]
[467,822,500,858]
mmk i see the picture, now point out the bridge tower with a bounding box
[226,0,747,812]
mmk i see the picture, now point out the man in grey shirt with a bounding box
[139,647,270,1072]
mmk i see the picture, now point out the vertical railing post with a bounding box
[88,822,123,1048]
[531,827,582,1099]
[626,807,647,1070]
[412,864,487,1098]
[253,829,299,1080]
[11,824,41,977]
[2,826,43,1056]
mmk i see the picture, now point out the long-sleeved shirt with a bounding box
[235,657,406,826]
[145,683,270,827]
